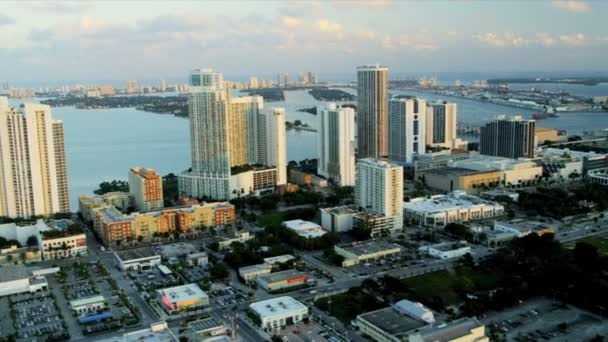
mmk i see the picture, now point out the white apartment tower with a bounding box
[0,99,70,218]
[355,158,404,234]
[258,108,287,185]
[178,69,232,200]
[317,103,356,186]
[426,101,457,149]
[388,97,426,164]
[229,96,263,166]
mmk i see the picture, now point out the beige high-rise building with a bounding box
[357,65,389,159]
[127,80,139,94]
[129,167,164,211]
[258,108,287,185]
[229,96,263,166]
[426,101,457,149]
[0,98,70,218]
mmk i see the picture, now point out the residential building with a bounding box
[419,241,471,259]
[258,108,287,185]
[419,167,501,193]
[426,101,458,149]
[480,115,536,158]
[218,231,252,250]
[229,166,278,198]
[229,96,263,166]
[408,318,489,342]
[320,206,356,233]
[317,103,356,186]
[0,100,70,218]
[70,295,107,316]
[255,270,308,292]
[404,191,504,227]
[389,97,426,164]
[127,80,139,94]
[355,159,403,236]
[78,192,134,221]
[335,241,402,267]
[282,220,327,238]
[178,69,231,200]
[357,64,389,159]
[249,296,309,332]
[114,247,162,271]
[249,77,259,89]
[157,284,209,314]
[129,167,164,211]
[288,169,328,187]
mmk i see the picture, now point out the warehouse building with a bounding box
[419,241,471,259]
[334,241,402,267]
[114,246,162,271]
[256,269,308,292]
[404,191,504,227]
[157,283,209,314]
[249,296,309,332]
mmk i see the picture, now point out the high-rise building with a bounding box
[426,101,457,148]
[317,103,356,186]
[355,158,403,235]
[127,80,139,94]
[249,77,259,89]
[129,167,164,211]
[357,64,389,159]
[277,73,283,87]
[229,96,263,166]
[480,115,536,159]
[178,69,232,200]
[258,108,287,185]
[159,80,167,92]
[0,99,70,218]
[388,97,426,164]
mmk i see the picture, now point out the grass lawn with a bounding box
[567,235,608,255]
[256,212,284,228]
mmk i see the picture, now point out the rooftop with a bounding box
[416,318,484,341]
[0,265,34,282]
[338,241,402,256]
[239,263,272,274]
[358,306,427,338]
[404,191,503,213]
[426,241,469,252]
[189,317,224,333]
[70,295,106,308]
[263,254,295,265]
[422,167,497,177]
[250,296,308,318]
[115,246,159,261]
[283,220,327,238]
[157,242,198,258]
[257,269,306,284]
[321,206,357,215]
[98,322,178,342]
[157,284,207,303]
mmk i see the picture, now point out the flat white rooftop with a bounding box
[157,284,207,303]
[404,191,502,213]
[283,220,327,238]
[70,295,105,308]
[250,296,308,318]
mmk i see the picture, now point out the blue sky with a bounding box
[0,0,606,83]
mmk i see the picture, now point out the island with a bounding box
[244,88,285,101]
[487,77,608,86]
[308,88,355,101]
[285,120,316,132]
[40,95,189,117]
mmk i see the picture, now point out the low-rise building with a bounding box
[448,153,543,188]
[218,231,253,250]
[356,305,428,342]
[157,284,209,314]
[157,242,198,263]
[115,246,162,271]
[70,295,107,316]
[480,189,520,202]
[283,220,327,238]
[419,241,471,259]
[393,299,435,324]
[320,206,356,233]
[0,265,50,297]
[186,252,209,266]
[419,167,501,193]
[263,254,295,265]
[256,269,308,292]
[97,321,178,342]
[40,230,88,260]
[79,192,134,221]
[334,241,402,267]
[413,150,471,175]
[404,191,504,227]
[408,317,489,342]
[535,127,567,145]
[229,166,278,198]
[353,212,404,238]
[493,220,555,238]
[588,167,608,186]
[189,317,226,341]
[238,264,272,283]
[249,296,309,332]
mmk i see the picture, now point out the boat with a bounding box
[531,113,559,120]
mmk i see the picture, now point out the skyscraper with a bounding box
[229,96,263,166]
[357,64,389,159]
[0,99,70,218]
[129,167,164,211]
[258,108,287,185]
[249,77,259,89]
[127,80,139,94]
[480,115,536,159]
[388,97,426,164]
[355,158,403,235]
[426,101,457,148]
[178,69,232,200]
[317,103,356,186]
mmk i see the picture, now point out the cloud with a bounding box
[551,0,590,13]
[382,32,439,52]
[332,0,392,9]
[281,16,301,28]
[316,19,342,33]
[536,33,556,47]
[559,33,586,46]
[27,29,54,42]
[26,2,93,13]
[0,14,15,26]
[474,32,529,47]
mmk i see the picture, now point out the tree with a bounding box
[26,235,38,247]
[444,223,473,241]
[209,263,229,280]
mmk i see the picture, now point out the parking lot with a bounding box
[280,319,338,342]
[484,298,608,341]
[210,285,249,307]
[129,265,182,292]
[10,290,68,341]
[180,264,208,282]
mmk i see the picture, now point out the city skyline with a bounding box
[1,1,607,83]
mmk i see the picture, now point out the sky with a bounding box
[0,0,606,84]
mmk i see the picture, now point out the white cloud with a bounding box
[536,33,556,47]
[281,16,301,28]
[559,33,586,46]
[316,19,342,33]
[381,32,439,52]
[474,32,529,47]
[551,0,590,13]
